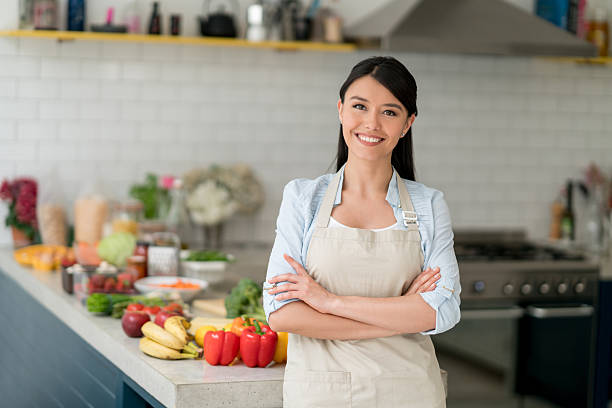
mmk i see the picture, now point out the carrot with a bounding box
[149,279,200,289]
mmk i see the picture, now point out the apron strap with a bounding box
[315,170,343,228]
[396,171,418,226]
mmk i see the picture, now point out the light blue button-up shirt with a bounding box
[263,166,461,335]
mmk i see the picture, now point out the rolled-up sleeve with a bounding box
[419,190,461,335]
[263,180,306,321]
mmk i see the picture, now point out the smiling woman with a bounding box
[264,56,460,408]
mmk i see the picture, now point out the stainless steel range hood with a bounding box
[344,0,597,57]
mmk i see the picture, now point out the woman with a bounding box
[264,56,461,408]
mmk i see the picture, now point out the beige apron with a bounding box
[283,169,446,408]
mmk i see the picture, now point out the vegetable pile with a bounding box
[225,278,266,323]
[86,293,166,318]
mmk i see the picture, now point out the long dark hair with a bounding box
[336,56,418,181]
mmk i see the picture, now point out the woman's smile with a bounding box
[354,132,385,146]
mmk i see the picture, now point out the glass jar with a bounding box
[111,200,144,236]
[133,241,149,277]
[126,255,147,280]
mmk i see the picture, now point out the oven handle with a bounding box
[526,304,594,319]
[461,306,524,320]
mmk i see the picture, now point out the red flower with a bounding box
[0,180,11,201]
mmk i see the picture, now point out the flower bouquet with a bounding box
[0,178,39,248]
[182,164,264,248]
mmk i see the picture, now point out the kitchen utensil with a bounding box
[134,276,208,302]
[199,0,238,38]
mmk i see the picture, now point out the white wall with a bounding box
[1,9,612,247]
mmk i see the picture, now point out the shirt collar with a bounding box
[333,164,401,208]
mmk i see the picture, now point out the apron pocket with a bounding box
[374,370,443,407]
[284,370,352,408]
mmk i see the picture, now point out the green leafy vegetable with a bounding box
[97,232,137,267]
[185,250,231,262]
[87,293,132,315]
[225,278,266,323]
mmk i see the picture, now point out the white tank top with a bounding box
[328,216,402,232]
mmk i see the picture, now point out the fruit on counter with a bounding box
[139,337,199,360]
[164,316,191,344]
[273,331,288,364]
[13,244,74,271]
[239,320,278,368]
[225,278,267,322]
[203,330,240,366]
[96,232,136,267]
[127,303,145,312]
[122,311,150,337]
[143,305,161,317]
[230,315,255,337]
[161,302,184,314]
[195,325,217,348]
[141,321,186,350]
[154,311,181,328]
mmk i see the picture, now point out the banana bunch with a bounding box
[139,317,201,360]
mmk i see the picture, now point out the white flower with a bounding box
[186,180,239,226]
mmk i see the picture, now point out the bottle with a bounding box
[560,180,575,241]
[165,179,193,249]
[67,0,85,31]
[586,5,609,57]
[549,191,564,240]
[124,0,141,34]
[148,1,161,35]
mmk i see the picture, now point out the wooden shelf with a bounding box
[543,56,612,65]
[0,29,356,52]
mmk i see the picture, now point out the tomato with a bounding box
[162,303,183,313]
[126,303,144,312]
[143,305,161,315]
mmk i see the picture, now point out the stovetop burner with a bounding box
[454,242,586,262]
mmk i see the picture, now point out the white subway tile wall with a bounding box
[1,37,612,246]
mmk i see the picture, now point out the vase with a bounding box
[11,227,32,249]
[203,223,224,249]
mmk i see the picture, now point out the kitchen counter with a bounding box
[0,247,284,408]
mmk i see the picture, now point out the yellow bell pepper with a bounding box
[273,332,288,363]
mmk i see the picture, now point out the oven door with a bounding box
[515,303,595,408]
[432,306,524,405]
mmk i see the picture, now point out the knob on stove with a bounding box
[575,281,586,294]
[503,283,514,295]
[520,283,533,295]
[557,282,568,294]
[539,282,551,295]
[473,280,486,293]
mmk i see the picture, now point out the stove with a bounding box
[453,229,599,306]
[434,229,599,408]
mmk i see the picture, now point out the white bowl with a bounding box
[134,276,208,302]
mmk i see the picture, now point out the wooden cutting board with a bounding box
[191,298,227,317]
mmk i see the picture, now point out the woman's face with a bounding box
[338,75,415,163]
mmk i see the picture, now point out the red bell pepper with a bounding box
[240,320,278,368]
[204,330,240,366]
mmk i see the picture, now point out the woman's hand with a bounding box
[404,267,440,296]
[266,254,337,314]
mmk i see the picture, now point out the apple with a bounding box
[154,311,180,328]
[121,311,150,337]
